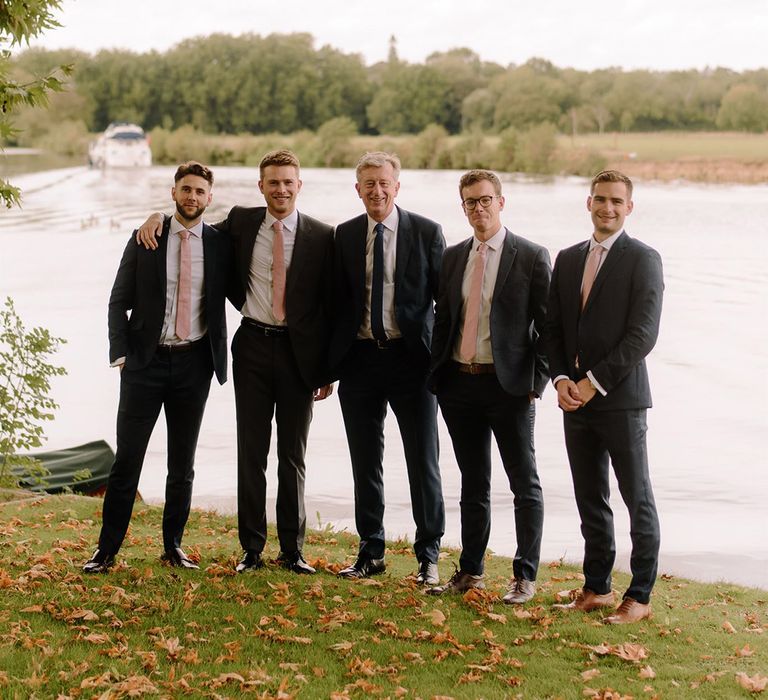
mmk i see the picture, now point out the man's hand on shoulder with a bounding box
[136,213,165,249]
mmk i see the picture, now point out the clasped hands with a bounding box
[555,377,596,412]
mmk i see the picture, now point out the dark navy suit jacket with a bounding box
[330,205,445,369]
[108,218,232,384]
[544,231,664,410]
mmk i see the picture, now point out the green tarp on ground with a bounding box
[11,440,114,495]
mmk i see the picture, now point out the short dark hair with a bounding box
[174,161,214,186]
[590,169,633,199]
[459,169,502,197]
[259,149,300,177]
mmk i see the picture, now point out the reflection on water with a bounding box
[1,166,766,589]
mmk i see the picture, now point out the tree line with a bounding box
[10,32,768,145]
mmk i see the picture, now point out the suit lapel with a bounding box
[449,239,472,319]
[394,206,413,291]
[583,231,629,311]
[201,223,214,303]
[157,219,171,294]
[287,211,308,302]
[491,229,517,306]
[240,209,266,294]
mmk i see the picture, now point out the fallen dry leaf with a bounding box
[736,644,754,657]
[639,665,656,679]
[722,621,737,634]
[735,672,768,693]
[581,669,601,681]
[426,608,446,627]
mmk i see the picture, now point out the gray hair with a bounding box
[355,151,401,181]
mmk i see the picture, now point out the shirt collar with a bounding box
[367,207,399,234]
[265,208,299,233]
[170,215,204,238]
[589,229,623,252]
[473,225,505,252]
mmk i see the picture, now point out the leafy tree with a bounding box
[0,0,71,207]
[716,83,768,133]
[0,298,66,488]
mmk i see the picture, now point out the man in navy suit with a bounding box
[331,152,445,584]
[545,170,663,624]
[84,161,232,573]
[428,169,551,602]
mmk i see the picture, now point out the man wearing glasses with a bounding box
[428,169,551,603]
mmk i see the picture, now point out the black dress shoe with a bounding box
[276,551,316,574]
[82,549,115,574]
[416,560,439,585]
[338,556,386,579]
[236,550,264,573]
[161,547,199,569]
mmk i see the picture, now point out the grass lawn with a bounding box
[0,494,765,698]
[558,132,768,162]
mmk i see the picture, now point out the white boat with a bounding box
[88,122,152,168]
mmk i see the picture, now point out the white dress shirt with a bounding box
[452,226,506,363]
[242,209,298,327]
[358,208,402,340]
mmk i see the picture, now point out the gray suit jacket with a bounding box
[430,228,551,397]
[543,230,664,410]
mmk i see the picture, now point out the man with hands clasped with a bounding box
[544,170,664,624]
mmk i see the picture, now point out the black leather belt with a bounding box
[454,361,495,375]
[157,338,205,355]
[357,337,404,350]
[242,317,289,336]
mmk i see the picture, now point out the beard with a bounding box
[175,201,206,223]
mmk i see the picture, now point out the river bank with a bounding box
[5,130,767,184]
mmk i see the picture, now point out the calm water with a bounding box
[2,165,766,589]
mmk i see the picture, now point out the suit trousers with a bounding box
[437,369,543,580]
[563,407,660,604]
[232,323,314,554]
[99,341,213,555]
[337,340,444,563]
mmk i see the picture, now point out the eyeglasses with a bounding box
[462,195,497,210]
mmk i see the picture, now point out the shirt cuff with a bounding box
[110,357,126,368]
[552,374,569,387]
[587,370,607,396]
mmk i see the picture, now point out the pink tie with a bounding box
[175,229,192,340]
[272,220,286,322]
[581,244,605,309]
[460,242,487,363]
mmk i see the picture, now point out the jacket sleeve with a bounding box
[428,223,447,302]
[530,245,552,397]
[543,252,569,382]
[107,234,139,364]
[591,247,664,392]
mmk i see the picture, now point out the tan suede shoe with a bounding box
[553,588,615,612]
[603,597,652,624]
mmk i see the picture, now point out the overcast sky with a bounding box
[23,0,767,72]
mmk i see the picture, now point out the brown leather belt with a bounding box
[454,361,495,375]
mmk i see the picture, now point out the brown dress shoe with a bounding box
[553,588,615,612]
[603,597,652,624]
[427,568,484,595]
[502,578,536,604]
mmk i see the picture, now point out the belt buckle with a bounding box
[468,363,481,375]
[375,339,389,350]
